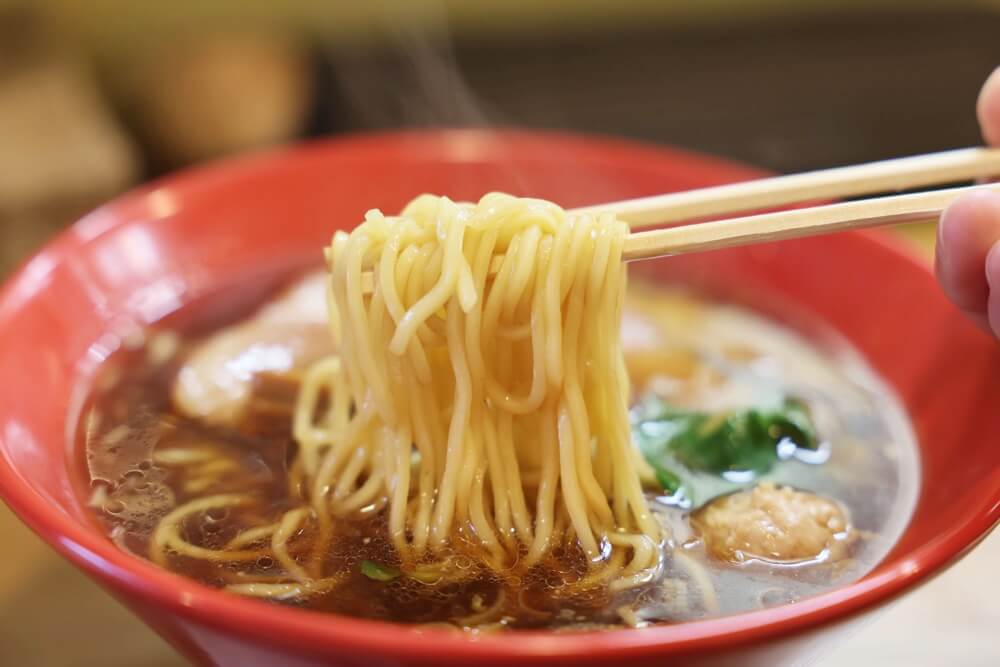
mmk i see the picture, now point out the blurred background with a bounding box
[0,0,997,665]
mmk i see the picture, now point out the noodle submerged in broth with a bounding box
[83,193,919,631]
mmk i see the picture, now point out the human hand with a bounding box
[936,67,1000,337]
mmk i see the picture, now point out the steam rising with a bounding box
[326,4,499,129]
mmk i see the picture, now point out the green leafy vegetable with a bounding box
[632,395,818,506]
[360,560,401,582]
[651,463,684,496]
[668,401,816,474]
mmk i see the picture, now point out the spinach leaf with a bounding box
[632,395,818,506]
[669,401,816,474]
[361,560,401,582]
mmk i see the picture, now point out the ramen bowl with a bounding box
[0,131,997,667]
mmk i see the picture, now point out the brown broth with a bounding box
[81,275,919,631]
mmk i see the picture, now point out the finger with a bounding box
[936,190,1000,321]
[988,242,1000,337]
[978,66,1000,146]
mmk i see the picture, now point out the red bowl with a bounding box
[0,130,997,667]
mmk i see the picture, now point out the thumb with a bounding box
[937,190,1000,333]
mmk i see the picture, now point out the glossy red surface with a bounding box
[0,130,997,667]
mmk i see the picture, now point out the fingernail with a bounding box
[987,240,1000,290]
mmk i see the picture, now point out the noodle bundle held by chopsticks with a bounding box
[295,192,663,591]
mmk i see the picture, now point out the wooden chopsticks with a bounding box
[357,147,1000,291]
[579,146,1000,228]
[622,182,1000,260]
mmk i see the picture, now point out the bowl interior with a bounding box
[0,130,997,660]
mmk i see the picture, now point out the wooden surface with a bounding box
[0,224,996,666]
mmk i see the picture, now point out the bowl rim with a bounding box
[0,128,998,662]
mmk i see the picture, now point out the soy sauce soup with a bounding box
[82,273,919,631]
